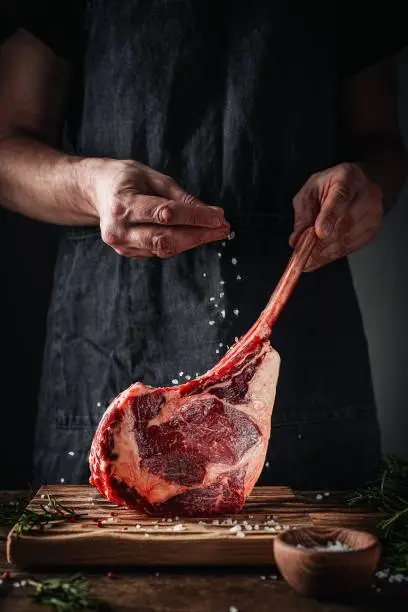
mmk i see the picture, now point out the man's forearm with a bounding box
[351,133,408,213]
[0,133,98,225]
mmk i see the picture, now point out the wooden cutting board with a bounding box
[7,485,381,568]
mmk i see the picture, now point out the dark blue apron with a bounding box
[34,0,381,490]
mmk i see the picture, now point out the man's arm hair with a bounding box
[341,58,408,212]
[0,29,97,224]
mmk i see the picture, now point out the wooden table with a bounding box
[1,491,407,612]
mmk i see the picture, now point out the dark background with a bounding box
[0,32,407,489]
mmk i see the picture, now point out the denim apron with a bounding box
[34,0,381,489]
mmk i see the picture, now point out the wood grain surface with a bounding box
[2,490,407,612]
[7,485,383,568]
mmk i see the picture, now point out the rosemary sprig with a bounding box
[0,494,79,534]
[0,496,29,525]
[348,454,408,573]
[28,574,111,612]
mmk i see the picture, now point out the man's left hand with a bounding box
[290,162,383,271]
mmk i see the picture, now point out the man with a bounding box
[0,1,406,489]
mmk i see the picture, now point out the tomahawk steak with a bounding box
[89,228,317,516]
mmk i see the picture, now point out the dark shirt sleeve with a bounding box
[340,1,407,79]
[18,0,85,64]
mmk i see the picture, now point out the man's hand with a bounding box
[289,162,383,271]
[82,158,229,259]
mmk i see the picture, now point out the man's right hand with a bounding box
[0,30,228,256]
[81,158,230,259]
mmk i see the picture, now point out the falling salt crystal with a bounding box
[315,494,323,500]
[228,231,235,240]
[209,297,215,302]
[219,343,223,347]
[236,274,242,280]
[215,349,220,354]
[68,451,75,456]
[175,516,179,520]
[203,273,207,277]
[226,345,230,349]
[324,492,330,497]
[171,379,179,384]
[376,588,381,593]
[231,257,238,265]
[233,309,239,316]
[179,371,183,377]
[209,321,215,326]
[254,525,260,530]
[297,433,302,439]
[217,252,222,258]
[221,241,226,247]
[20,580,27,587]
[236,531,246,538]
[269,575,278,580]
[13,582,21,588]
[97,402,102,407]
[220,280,225,285]
[195,372,199,376]
[221,310,226,318]
[220,292,224,298]
[229,525,242,533]
[60,478,65,483]
[260,576,266,580]
[229,607,238,612]
[215,303,218,307]
[265,462,270,468]
[185,375,191,380]
[40,494,46,499]
[136,525,141,529]
[234,337,238,343]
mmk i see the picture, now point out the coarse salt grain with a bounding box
[265,461,269,468]
[68,451,75,456]
[221,310,226,318]
[228,231,235,240]
[171,379,178,384]
[185,375,191,380]
[219,343,223,347]
[209,297,215,301]
[229,607,238,612]
[222,241,226,247]
[260,575,266,580]
[218,252,222,258]
[216,349,220,354]
[209,321,215,326]
[173,524,185,532]
[231,258,238,265]
[297,540,351,552]
[233,309,239,316]
[144,533,149,537]
[315,494,323,500]
[220,280,225,285]
[97,402,102,407]
[60,478,65,483]
[229,525,242,533]
[324,492,330,496]
[179,371,183,377]
[236,274,242,280]
[220,292,224,298]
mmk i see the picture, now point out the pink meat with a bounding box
[89,228,316,516]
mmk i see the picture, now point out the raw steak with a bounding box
[89,228,316,516]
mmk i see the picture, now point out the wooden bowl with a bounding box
[274,526,381,599]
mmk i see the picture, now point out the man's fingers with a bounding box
[146,172,228,227]
[290,188,319,247]
[108,224,229,258]
[113,194,228,229]
[304,215,377,272]
[314,182,355,241]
